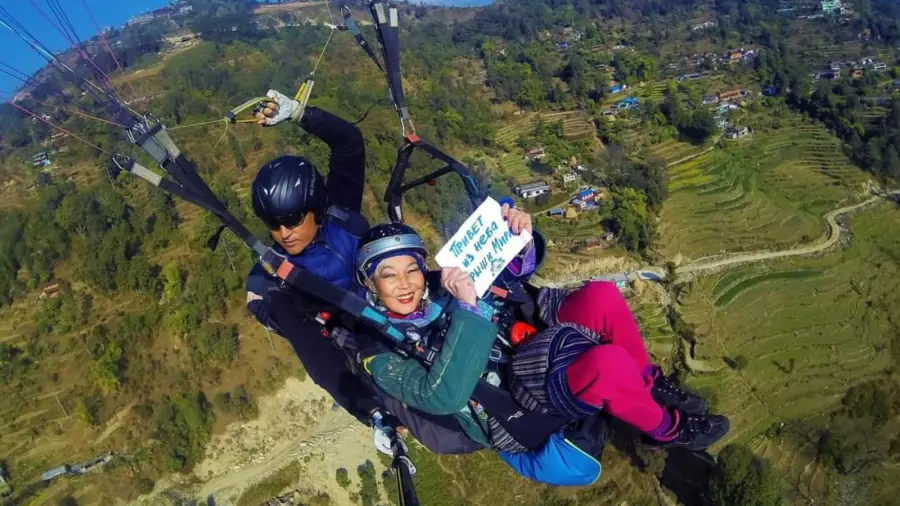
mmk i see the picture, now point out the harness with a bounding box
[330,275,572,453]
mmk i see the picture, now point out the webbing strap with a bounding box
[369,2,408,118]
[266,252,409,344]
[343,7,384,73]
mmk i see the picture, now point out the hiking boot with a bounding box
[650,412,731,452]
[651,370,708,415]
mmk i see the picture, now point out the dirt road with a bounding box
[676,196,883,276]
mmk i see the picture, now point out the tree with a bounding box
[155,392,215,472]
[611,188,653,252]
[162,262,185,305]
[335,467,351,488]
[92,339,124,392]
[710,444,782,506]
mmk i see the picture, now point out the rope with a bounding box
[3,97,112,156]
[26,97,127,128]
[81,0,138,100]
[311,27,337,77]
[167,118,228,131]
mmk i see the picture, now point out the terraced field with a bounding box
[676,206,900,498]
[658,123,871,260]
[643,138,710,166]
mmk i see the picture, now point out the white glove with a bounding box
[261,89,305,127]
[371,411,395,457]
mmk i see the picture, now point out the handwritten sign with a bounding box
[435,197,532,297]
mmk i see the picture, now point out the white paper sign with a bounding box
[435,197,532,297]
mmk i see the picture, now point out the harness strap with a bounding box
[342,6,385,74]
[471,380,572,451]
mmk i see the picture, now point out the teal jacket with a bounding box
[361,303,498,448]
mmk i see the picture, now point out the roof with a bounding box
[577,189,594,198]
[519,181,549,191]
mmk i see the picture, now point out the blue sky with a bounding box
[0,0,495,96]
[0,0,170,96]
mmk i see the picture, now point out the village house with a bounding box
[702,94,719,105]
[31,152,51,168]
[523,147,547,162]
[726,126,751,139]
[563,172,579,185]
[718,88,745,102]
[516,181,551,199]
[692,21,716,31]
[548,208,565,217]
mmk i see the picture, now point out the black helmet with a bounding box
[356,223,428,285]
[252,155,327,228]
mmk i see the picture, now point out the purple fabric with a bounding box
[457,301,482,315]
[506,242,537,277]
[648,409,678,441]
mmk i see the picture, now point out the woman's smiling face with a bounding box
[372,255,426,315]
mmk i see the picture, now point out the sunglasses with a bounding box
[264,210,310,231]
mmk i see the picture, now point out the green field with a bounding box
[658,121,871,260]
[675,205,900,500]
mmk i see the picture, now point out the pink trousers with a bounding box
[556,282,665,433]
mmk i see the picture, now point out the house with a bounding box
[762,86,779,96]
[702,94,719,105]
[127,12,154,25]
[726,126,751,139]
[516,181,550,199]
[830,61,842,71]
[814,69,840,80]
[563,173,578,185]
[179,4,194,14]
[548,208,565,217]
[610,84,624,94]
[602,108,618,116]
[565,207,579,219]
[852,68,864,78]
[874,62,887,72]
[523,147,547,161]
[41,466,70,482]
[31,152,51,168]
[678,72,702,81]
[729,50,744,64]
[40,283,61,300]
[718,89,744,101]
[821,0,842,14]
[593,273,630,291]
[577,188,597,202]
[574,164,590,173]
[571,198,587,211]
[617,97,640,110]
[692,21,716,31]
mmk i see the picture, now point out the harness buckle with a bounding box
[315,311,332,326]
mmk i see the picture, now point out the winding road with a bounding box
[675,195,884,276]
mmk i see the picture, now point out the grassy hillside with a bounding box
[658,116,871,261]
[675,204,900,502]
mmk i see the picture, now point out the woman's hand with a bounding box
[502,203,534,241]
[441,267,477,306]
